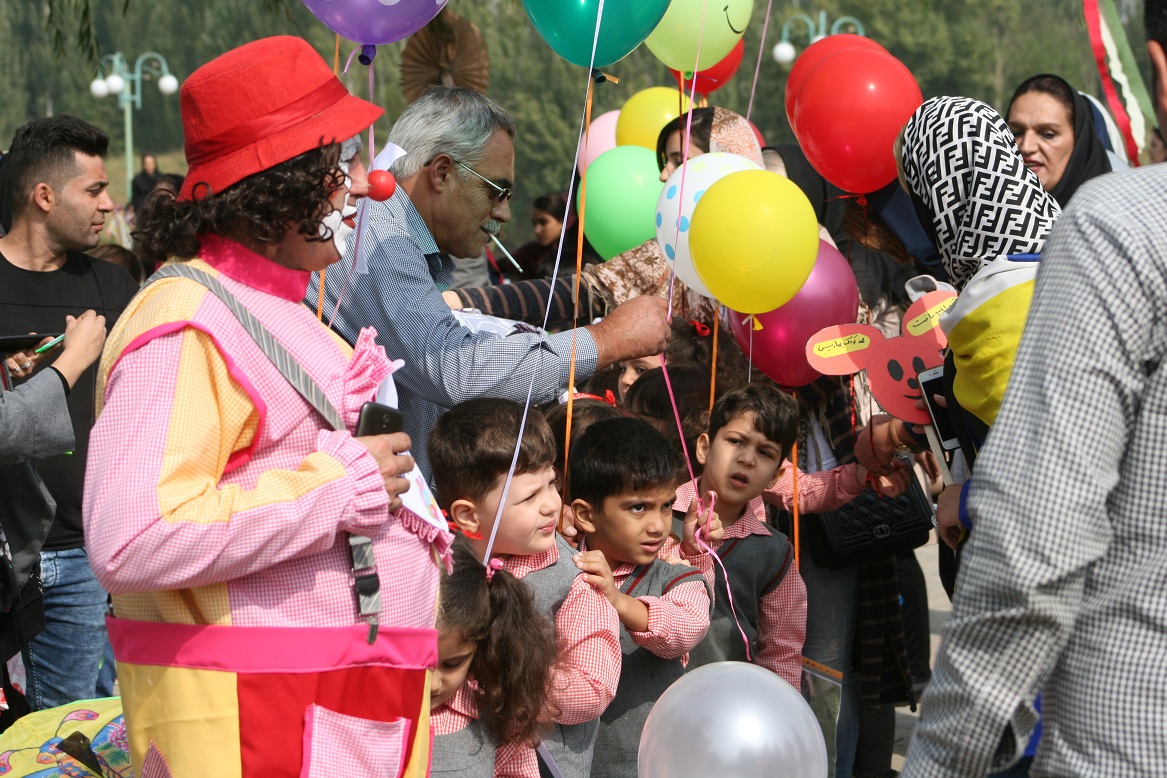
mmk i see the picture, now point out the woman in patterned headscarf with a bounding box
[867,97,1065,543]
[898,96,1060,291]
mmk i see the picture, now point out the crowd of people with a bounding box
[2,3,1167,776]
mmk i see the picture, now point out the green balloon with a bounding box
[646,0,754,72]
[522,0,672,69]
[578,146,663,261]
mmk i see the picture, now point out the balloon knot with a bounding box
[358,45,377,66]
[591,69,620,85]
[855,195,868,207]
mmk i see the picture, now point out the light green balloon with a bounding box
[645,0,754,72]
[578,146,663,261]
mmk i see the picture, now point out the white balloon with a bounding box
[655,152,761,300]
[639,662,828,778]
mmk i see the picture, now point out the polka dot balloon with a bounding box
[655,152,761,299]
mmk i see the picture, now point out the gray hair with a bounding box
[389,86,517,180]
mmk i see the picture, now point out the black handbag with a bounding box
[808,479,933,569]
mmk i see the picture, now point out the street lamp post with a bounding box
[772,10,866,65]
[89,52,179,206]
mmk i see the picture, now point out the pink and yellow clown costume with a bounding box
[81,37,448,778]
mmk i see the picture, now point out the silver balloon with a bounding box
[638,661,828,778]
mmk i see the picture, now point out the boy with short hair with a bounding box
[569,417,720,778]
[429,398,620,778]
[665,383,808,688]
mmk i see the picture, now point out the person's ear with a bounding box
[695,432,711,466]
[765,463,785,491]
[571,499,598,534]
[448,499,480,536]
[1148,40,1167,123]
[31,182,54,214]
[427,154,455,193]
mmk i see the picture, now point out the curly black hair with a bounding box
[439,536,558,746]
[133,143,343,269]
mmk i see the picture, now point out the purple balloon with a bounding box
[303,0,447,46]
[729,239,859,387]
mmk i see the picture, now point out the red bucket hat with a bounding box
[178,36,383,201]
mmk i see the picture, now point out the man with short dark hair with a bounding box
[309,86,670,481]
[0,115,138,710]
[903,2,1167,775]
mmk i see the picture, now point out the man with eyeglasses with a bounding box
[309,86,670,481]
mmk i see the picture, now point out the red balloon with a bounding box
[747,120,765,148]
[670,39,745,95]
[367,169,397,202]
[783,34,886,133]
[793,49,923,194]
[728,240,859,387]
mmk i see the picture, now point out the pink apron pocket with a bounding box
[300,704,409,778]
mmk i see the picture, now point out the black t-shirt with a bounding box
[0,250,139,550]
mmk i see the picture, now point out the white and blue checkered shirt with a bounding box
[903,163,1167,776]
[306,189,598,480]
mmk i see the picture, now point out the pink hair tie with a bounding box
[485,558,504,582]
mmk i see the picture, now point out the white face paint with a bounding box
[319,174,358,255]
[319,135,364,254]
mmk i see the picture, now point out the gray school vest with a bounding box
[521,533,603,778]
[431,719,495,777]
[671,513,794,668]
[591,559,711,778]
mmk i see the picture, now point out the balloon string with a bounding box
[745,0,774,123]
[688,491,752,661]
[747,317,754,383]
[319,34,344,320]
[666,0,707,320]
[792,437,801,571]
[708,315,719,411]
[485,0,606,565]
[660,352,750,660]
[324,46,383,330]
[560,77,595,529]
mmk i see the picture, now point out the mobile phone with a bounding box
[917,366,959,451]
[0,333,62,352]
[355,401,404,437]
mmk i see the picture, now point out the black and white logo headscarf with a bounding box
[899,96,1061,289]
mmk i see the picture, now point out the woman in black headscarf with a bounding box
[1006,73,1114,207]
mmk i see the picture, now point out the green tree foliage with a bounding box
[3,0,1147,245]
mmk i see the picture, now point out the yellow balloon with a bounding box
[615,87,691,150]
[688,170,819,314]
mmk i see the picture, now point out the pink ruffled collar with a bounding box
[197,234,311,302]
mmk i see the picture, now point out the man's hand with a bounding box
[588,295,670,369]
[682,493,723,556]
[354,431,414,512]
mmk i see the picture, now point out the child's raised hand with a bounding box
[682,492,723,556]
[874,466,913,498]
[573,549,617,605]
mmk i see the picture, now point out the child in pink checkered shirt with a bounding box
[428,536,556,777]
[429,398,621,778]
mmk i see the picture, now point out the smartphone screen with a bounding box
[918,368,959,450]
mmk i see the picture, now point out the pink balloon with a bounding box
[578,110,621,175]
[729,240,859,387]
